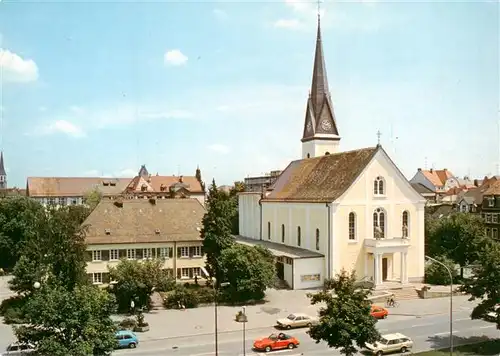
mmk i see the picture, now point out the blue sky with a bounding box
[0,0,498,187]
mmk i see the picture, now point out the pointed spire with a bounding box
[0,152,5,176]
[302,12,339,141]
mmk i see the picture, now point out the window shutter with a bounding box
[85,251,92,262]
[177,269,181,279]
[177,247,181,258]
[189,268,193,279]
[136,249,143,259]
[87,273,93,283]
[119,249,126,258]
[102,250,109,261]
[103,273,110,284]
[189,247,194,257]
[168,248,173,258]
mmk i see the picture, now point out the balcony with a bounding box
[364,237,410,252]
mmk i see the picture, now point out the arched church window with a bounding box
[402,211,409,238]
[373,208,385,239]
[281,224,285,243]
[325,152,330,155]
[373,176,385,195]
[348,212,356,240]
[297,226,301,247]
[267,222,271,240]
[307,153,310,158]
[315,229,320,251]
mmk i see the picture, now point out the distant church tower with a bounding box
[301,14,341,159]
[0,152,6,189]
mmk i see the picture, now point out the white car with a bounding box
[276,313,318,329]
[365,333,413,355]
[485,305,500,322]
[3,343,35,356]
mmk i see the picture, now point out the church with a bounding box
[237,17,426,290]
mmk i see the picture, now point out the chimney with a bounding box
[179,175,183,183]
[149,196,157,205]
[443,168,447,171]
[417,168,422,171]
[430,168,433,173]
[114,197,123,208]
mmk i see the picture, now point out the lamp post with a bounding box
[425,255,453,355]
[33,281,41,290]
[213,281,230,356]
[242,306,246,356]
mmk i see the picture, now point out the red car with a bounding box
[371,305,389,319]
[253,333,300,352]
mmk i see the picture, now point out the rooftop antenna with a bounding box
[376,130,382,146]
[424,157,428,170]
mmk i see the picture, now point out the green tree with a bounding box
[109,259,174,312]
[201,180,235,286]
[15,283,117,356]
[424,255,458,285]
[0,197,45,270]
[308,269,380,356]
[83,188,102,211]
[219,244,275,303]
[9,205,88,294]
[426,212,487,278]
[460,241,500,329]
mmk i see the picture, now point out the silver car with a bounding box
[3,343,35,355]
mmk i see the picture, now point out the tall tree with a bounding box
[308,269,380,356]
[0,197,45,270]
[426,212,487,277]
[220,244,275,302]
[83,188,102,211]
[201,180,234,286]
[460,241,500,329]
[15,283,117,356]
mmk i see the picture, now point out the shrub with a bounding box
[425,255,458,285]
[196,287,215,304]
[0,295,27,324]
[118,317,137,330]
[164,285,199,309]
[155,277,176,293]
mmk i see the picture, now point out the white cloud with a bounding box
[274,19,303,29]
[213,8,227,20]
[164,49,188,66]
[0,49,38,83]
[114,168,137,177]
[42,120,86,138]
[208,144,231,154]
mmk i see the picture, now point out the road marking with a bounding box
[455,318,470,321]
[434,331,459,336]
[411,323,433,328]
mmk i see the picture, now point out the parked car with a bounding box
[253,333,300,352]
[370,305,389,319]
[276,313,318,329]
[365,333,413,355]
[2,343,35,355]
[115,330,139,349]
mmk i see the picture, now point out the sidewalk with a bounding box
[131,290,476,342]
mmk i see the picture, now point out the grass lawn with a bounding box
[414,339,500,355]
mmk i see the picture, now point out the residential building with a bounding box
[83,197,207,285]
[237,16,426,290]
[480,180,500,240]
[410,168,460,194]
[122,165,206,206]
[244,171,282,193]
[410,183,437,204]
[26,177,131,206]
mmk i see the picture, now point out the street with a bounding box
[113,309,499,355]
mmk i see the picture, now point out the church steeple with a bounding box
[301,14,341,159]
[0,151,7,189]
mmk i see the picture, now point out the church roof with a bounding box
[26,177,132,197]
[0,152,6,176]
[264,147,378,203]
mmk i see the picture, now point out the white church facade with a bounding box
[237,17,426,290]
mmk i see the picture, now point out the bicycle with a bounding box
[385,300,399,308]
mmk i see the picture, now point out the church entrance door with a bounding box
[382,258,388,281]
[276,261,284,280]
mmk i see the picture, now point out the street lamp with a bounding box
[242,306,246,356]
[213,281,230,356]
[425,255,453,355]
[130,300,135,316]
[33,281,41,290]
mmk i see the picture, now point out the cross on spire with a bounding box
[376,130,382,146]
[317,0,322,20]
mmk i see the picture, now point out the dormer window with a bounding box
[102,181,110,186]
[155,228,161,234]
[373,176,385,195]
[488,197,495,207]
[110,182,116,186]
[105,228,111,235]
[141,184,148,192]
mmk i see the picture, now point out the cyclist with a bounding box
[387,294,396,307]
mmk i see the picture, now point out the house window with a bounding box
[281,224,285,243]
[315,229,320,251]
[488,197,495,207]
[47,197,56,205]
[143,248,152,259]
[460,204,467,212]
[71,198,78,205]
[181,268,190,279]
[493,214,499,223]
[109,249,119,261]
[373,208,386,238]
[192,246,202,257]
[159,247,169,259]
[180,247,189,258]
[486,228,491,237]
[402,211,409,238]
[348,212,356,240]
[486,214,492,223]
[193,267,201,277]
[267,222,271,239]
[373,176,385,195]
[58,197,66,206]
[126,249,136,259]
[92,273,102,284]
[493,228,499,239]
[92,250,102,261]
[297,226,301,246]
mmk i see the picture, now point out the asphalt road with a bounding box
[113,309,499,356]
